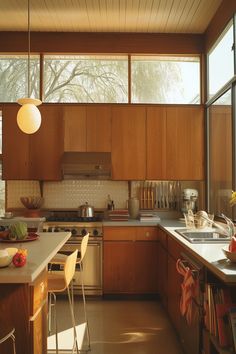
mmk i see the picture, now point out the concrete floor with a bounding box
[48,298,184,354]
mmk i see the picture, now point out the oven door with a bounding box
[59,241,103,296]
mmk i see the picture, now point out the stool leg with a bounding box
[11,331,16,354]
[67,285,79,354]
[49,292,58,354]
[80,262,91,351]
[0,328,16,354]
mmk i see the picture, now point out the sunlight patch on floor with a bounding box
[48,323,86,351]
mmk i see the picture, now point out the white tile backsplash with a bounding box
[7,180,128,209]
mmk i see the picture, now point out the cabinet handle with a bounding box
[40,282,45,293]
[145,232,150,238]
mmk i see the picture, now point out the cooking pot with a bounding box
[78,202,94,218]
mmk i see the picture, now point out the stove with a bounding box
[43,211,103,241]
[44,211,103,295]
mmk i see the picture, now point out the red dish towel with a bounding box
[176,259,196,325]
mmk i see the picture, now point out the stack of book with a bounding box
[108,209,129,221]
[204,283,236,350]
[139,212,160,222]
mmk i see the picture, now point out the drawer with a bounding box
[136,227,158,240]
[103,227,136,241]
[30,270,47,316]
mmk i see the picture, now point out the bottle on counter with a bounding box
[107,195,113,210]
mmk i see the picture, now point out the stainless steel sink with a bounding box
[175,228,230,243]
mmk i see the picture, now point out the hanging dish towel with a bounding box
[176,258,196,325]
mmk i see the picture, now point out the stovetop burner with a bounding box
[45,210,104,223]
[46,216,102,222]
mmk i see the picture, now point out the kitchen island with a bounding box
[0,231,71,354]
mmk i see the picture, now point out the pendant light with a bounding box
[17,0,42,134]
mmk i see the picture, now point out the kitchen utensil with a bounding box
[78,202,94,218]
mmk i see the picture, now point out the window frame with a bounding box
[0,53,202,105]
[206,15,236,219]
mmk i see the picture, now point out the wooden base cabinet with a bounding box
[103,226,159,294]
[0,269,47,354]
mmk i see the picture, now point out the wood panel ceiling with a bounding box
[0,0,222,34]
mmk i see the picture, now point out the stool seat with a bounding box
[48,271,67,292]
[48,249,78,354]
[49,233,90,351]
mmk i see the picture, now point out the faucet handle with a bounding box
[221,213,235,238]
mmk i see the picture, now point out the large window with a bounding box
[208,21,234,99]
[131,56,200,104]
[0,55,40,102]
[207,17,236,219]
[208,90,232,218]
[43,55,128,103]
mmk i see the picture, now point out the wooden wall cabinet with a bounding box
[166,106,204,180]
[2,104,63,180]
[147,105,204,180]
[111,106,146,180]
[103,226,158,294]
[63,105,111,152]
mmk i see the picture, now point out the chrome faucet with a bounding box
[221,213,235,239]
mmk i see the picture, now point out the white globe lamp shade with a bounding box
[17,102,41,134]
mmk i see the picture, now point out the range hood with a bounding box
[62,152,112,180]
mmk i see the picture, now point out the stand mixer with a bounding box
[181,188,198,214]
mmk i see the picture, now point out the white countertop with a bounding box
[161,224,236,283]
[0,232,71,284]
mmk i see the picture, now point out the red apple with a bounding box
[229,236,236,252]
[12,252,27,267]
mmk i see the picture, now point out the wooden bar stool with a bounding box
[0,328,16,354]
[48,249,78,354]
[50,233,91,351]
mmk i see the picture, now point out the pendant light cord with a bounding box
[27,0,30,98]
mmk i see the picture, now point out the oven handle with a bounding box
[64,241,102,247]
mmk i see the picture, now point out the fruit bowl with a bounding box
[20,196,44,210]
[222,246,236,262]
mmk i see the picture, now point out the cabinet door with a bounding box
[166,106,204,180]
[167,254,182,332]
[158,244,168,308]
[103,241,135,293]
[111,106,146,180]
[134,241,159,293]
[146,106,167,179]
[86,105,111,152]
[2,104,30,180]
[30,299,47,354]
[30,105,63,180]
[63,106,86,151]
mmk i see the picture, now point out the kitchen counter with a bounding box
[0,231,71,283]
[158,221,236,283]
[0,231,71,354]
[104,219,236,283]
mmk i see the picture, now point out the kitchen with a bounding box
[0,1,236,354]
